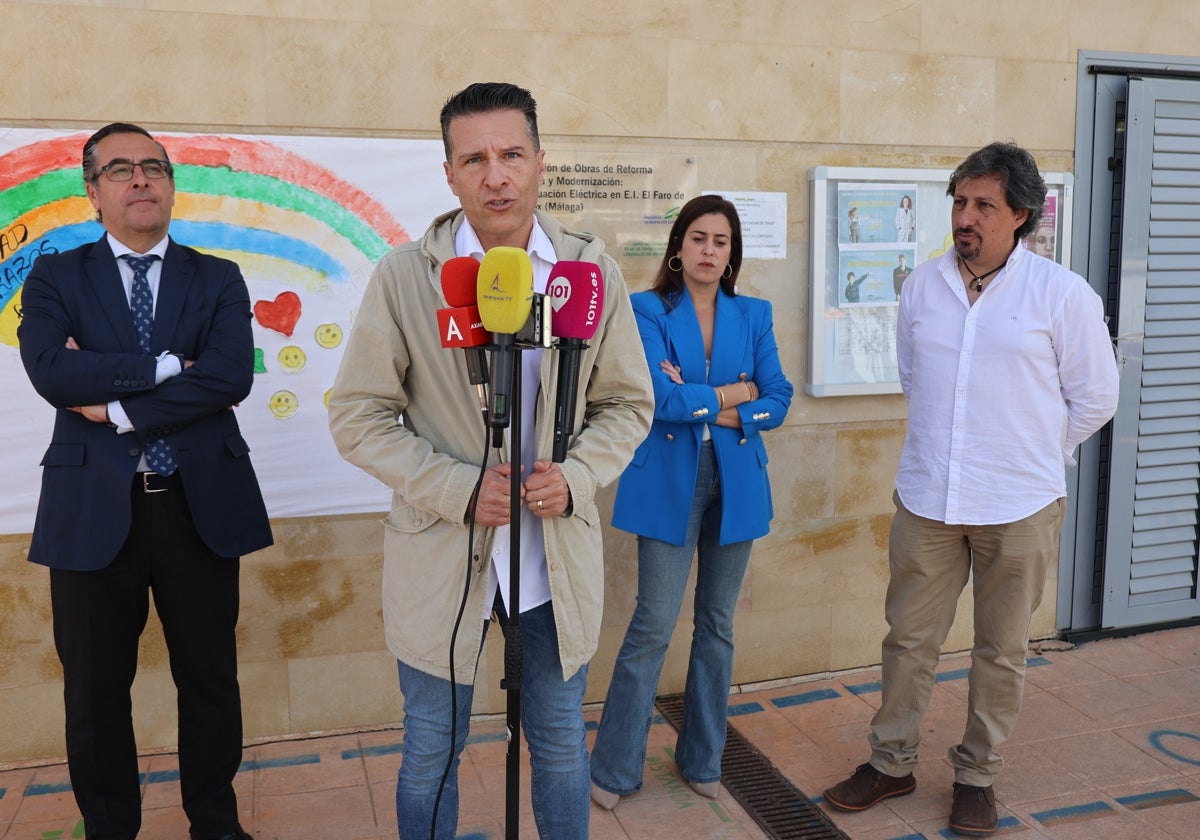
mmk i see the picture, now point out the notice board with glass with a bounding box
[806,166,1073,397]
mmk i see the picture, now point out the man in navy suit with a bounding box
[17,122,271,840]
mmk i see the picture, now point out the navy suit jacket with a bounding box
[18,235,273,570]
[612,288,793,546]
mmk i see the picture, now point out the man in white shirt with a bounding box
[824,142,1119,837]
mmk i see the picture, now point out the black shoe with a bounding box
[949,783,997,836]
[190,831,252,840]
[824,762,916,811]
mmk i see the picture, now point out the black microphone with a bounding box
[547,261,604,462]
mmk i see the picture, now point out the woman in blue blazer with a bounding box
[591,195,793,808]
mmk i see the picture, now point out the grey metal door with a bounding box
[1102,76,1200,627]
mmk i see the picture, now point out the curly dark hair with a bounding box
[947,141,1047,241]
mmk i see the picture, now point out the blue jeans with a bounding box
[591,441,753,794]
[396,600,590,839]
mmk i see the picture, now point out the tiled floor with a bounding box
[5,625,1200,838]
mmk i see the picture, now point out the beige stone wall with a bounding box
[1,0,1190,764]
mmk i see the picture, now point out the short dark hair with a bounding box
[947,141,1046,240]
[439,82,540,161]
[650,194,743,305]
[82,122,172,184]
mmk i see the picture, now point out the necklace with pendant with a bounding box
[962,259,1002,292]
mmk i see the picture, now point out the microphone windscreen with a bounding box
[440,256,482,307]
[436,305,490,348]
[477,247,534,334]
[548,261,604,340]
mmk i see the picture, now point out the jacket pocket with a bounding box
[41,443,84,467]
[627,443,650,467]
[383,501,438,535]
[572,500,600,528]
[224,433,251,458]
[755,442,770,469]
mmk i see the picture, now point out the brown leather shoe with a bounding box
[949,783,997,836]
[824,762,916,811]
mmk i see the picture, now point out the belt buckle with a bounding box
[142,472,168,494]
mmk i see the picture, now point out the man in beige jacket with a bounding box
[328,82,653,840]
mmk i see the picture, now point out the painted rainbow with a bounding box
[0,133,410,347]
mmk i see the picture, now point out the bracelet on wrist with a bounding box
[717,387,725,410]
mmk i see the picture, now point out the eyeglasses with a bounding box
[94,159,173,182]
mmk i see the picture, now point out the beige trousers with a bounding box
[868,491,1066,786]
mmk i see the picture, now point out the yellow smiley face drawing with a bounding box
[314,323,343,349]
[269,390,299,419]
[324,387,332,408]
[278,345,307,373]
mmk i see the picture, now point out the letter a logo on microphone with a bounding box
[445,314,464,343]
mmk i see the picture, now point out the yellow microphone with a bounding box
[476,247,534,439]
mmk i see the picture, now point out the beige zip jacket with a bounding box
[328,210,653,682]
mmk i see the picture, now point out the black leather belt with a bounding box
[137,471,181,493]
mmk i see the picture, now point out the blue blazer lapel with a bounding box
[708,290,749,386]
[152,239,193,354]
[84,237,141,352]
[662,292,709,383]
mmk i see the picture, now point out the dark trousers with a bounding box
[50,475,245,840]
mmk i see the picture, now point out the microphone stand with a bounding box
[499,345,523,840]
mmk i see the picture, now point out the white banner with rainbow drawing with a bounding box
[0,128,458,533]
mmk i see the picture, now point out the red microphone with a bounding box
[547,261,604,462]
[437,256,490,413]
[441,256,482,307]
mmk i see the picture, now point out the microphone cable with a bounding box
[430,409,493,840]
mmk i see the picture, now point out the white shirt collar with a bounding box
[108,232,169,261]
[454,216,556,278]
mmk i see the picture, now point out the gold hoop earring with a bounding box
[723,264,733,280]
[668,255,683,272]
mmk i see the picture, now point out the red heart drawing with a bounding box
[254,291,302,337]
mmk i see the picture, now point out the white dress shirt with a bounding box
[895,243,1119,525]
[454,218,557,617]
